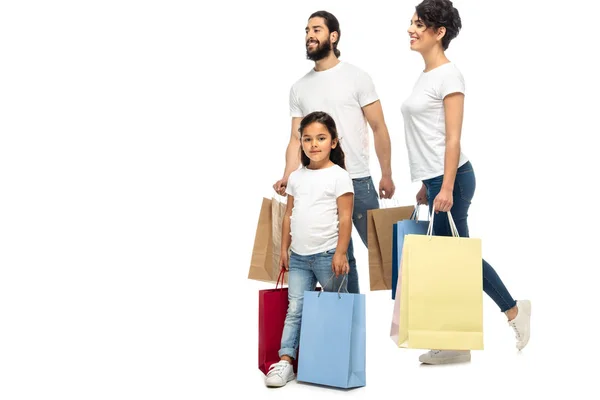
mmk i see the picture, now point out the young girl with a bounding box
[402,0,531,364]
[265,111,354,388]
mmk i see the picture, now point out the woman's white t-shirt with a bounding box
[285,164,354,256]
[401,62,469,182]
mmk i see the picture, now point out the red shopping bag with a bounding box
[258,269,295,374]
[258,268,322,374]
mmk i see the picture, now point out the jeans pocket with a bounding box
[325,248,336,255]
[353,177,371,195]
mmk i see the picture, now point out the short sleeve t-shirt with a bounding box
[289,61,379,179]
[285,164,354,255]
[401,62,469,182]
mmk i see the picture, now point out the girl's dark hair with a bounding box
[298,111,346,169]
[309,10,341,57]
[415,0,462,50]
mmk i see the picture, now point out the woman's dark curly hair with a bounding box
[415,0,462,50]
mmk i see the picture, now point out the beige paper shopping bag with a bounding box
[248,197,288,283]
[396,210,484,350]
[271,196,288,281]
[367,205,415,290]
[248,197,274,282]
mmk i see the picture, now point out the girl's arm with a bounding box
[335,193,354,255]
[435,92,465,212]
[280,195,294,255]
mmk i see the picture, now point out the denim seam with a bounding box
[456,177,473,203]
[457,179,466,202]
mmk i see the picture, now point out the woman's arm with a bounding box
[434,92,465,212]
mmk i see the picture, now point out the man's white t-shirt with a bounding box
[285,164,354,255]
[289,61,379,179]
[401,62,469,182]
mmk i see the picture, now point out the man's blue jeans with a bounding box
[346,176,380,294]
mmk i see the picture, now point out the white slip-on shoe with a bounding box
[509,299,531,351]
[265,360,295,388]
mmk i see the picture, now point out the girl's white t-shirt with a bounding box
[285,164,354,256]
[401,62,469,182]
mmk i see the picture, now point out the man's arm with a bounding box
[274,117,302,194]
[362,100,395,198]
[363,100,391,177]
[283,117,303,179]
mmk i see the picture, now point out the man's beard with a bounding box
[306,38,331,61]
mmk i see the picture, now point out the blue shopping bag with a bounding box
[297,280,366,389]
[392,207,429,300]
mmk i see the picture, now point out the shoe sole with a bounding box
[266,375,295,388]
[420,354,471,365]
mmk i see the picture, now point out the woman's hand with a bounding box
[433,188,453,213]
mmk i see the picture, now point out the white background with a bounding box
[1,0,598,399]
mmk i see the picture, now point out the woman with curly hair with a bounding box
[401,0,532,365]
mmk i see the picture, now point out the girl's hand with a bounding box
[433,188,453,213]
[331,251,349,277]
[279,250,289,271]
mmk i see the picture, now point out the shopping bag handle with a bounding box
[426,205,460,237]
[410,204,430,221]
[318,273,348,299]
[448,211,459,237]
[379,197,401,209]
[271,190,288,202]
[275,268,287,290]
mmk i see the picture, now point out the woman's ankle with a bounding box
[505,304,518,321]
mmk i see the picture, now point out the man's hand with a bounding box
[273,177,288,196]
[379,176,395,199]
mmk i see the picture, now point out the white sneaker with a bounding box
[419,350,471,365]
[509,299,531,351]
[265,360,295,388]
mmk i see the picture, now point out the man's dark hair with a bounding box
[309,10,341,57]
